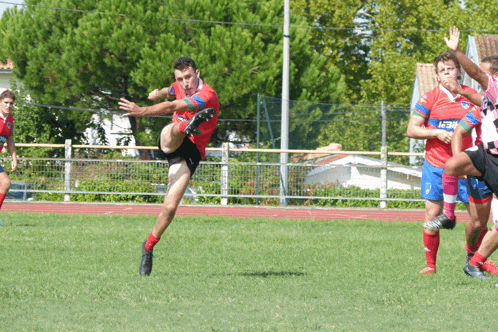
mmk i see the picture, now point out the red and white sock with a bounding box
[442,172,458,220]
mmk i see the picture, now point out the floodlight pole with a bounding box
[280,0,290,206]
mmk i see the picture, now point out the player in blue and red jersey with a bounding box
[0,90,17,217]
[407,51,478,275]
[119,57,219,276]
[430,26,498,279]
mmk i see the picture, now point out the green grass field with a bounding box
[1,212,497,331]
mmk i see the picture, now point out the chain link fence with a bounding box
[2,142,424,208]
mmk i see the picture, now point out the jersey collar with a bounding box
[185,78,203,97]
[439,83,461,102]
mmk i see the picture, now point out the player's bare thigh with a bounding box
[160,123,185,154]
[444,152,481,178]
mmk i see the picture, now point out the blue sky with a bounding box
[0,1,23,18]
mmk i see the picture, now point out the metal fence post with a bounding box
[221,142,229,205]
[64,139,72,202]
[380,146,388,208]
[380,100,387,208]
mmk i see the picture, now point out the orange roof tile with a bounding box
[0,59,13,70]
[474,35,498,61]
[415,63,437,96]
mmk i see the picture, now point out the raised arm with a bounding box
[148,87,173,101]
[119,98,190,117]
[445,26,489,90]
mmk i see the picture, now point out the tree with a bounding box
[290,0,370,103]
[358,0,466,104]
[0,0,344,155]
[316,104,410,163]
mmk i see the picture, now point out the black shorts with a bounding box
[465,144,498,196]
[157,135,201,177]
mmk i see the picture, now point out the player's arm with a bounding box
[148,88,173,101]
[445,26,489,90]
[6,136,17,172]
[407,114,452,144]
[119,98,190,117]
[451,124,471,157]
[441,76,483,106]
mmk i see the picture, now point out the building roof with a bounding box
[474,34,498,61]
[0,59,13,70]
[415,63,437,96]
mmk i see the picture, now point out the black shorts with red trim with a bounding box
[465,144,498,197]
[157,136,201,177]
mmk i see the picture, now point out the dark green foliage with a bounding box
[0,0,344,151]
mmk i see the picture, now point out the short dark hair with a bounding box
[434,50,462,80]
[173,57,197,71]
[0,89,15,101]
[481,56,498,75]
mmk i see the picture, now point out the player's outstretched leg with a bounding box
[140,241,154,276]
[184,108,215,136]
[424,214,456,230]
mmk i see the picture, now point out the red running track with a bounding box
[0,201,475,223]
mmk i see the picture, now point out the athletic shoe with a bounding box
[184,108,216,136]
[482,260,498,275]
[139,241,153,276]
[463,262,490,279]
[466,252,475,263]
[419,266,436,274]
[423,214,456,231]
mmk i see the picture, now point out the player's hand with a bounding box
[11,158,17,172]
[148,89,161,101]
[441,76,461,94]
[436,130,452,144]
[119,98,144,117]
[444,26,460,51]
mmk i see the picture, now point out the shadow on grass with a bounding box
[239,271,306,278]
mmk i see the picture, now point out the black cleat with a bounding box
[463,262,490,280]
[423,214,456,230]
[139,241,153,276]
[184,108,216,136]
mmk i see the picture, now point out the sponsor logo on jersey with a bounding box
[461,101,470,109]
[437,119,458,131]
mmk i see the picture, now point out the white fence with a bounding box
[4,141,425,208]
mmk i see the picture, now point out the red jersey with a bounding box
[0,113,14,152]
[169,79,219,159]
[412,84,476,168]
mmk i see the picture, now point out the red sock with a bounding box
[144,232,160,252]
[0,193,6,209]
[423,230,440,269]
[178,121,188,134]
[477,228,487,248]
[442,172,458,220]
[467,228,488,256]
[469,252,487,266]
